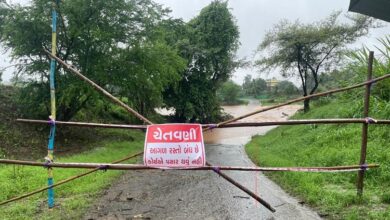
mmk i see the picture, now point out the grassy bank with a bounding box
[246,98,390,219]
[0,129,144,220]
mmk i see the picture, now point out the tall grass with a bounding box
[246,98,390,219]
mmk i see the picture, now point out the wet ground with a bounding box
[84,101,321,220]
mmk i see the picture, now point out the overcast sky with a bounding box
[1,0,389,84]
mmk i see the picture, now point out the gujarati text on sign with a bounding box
[144,124,205,168]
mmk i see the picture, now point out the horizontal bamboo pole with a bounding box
[207,119,390,127]
[16,119,146,129]
[44,49,153,125]
[0,159,379,172]
[210,73,390,130]
[0,152,143,206]
[17,118,390,130]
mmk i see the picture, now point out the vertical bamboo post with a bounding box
[47,0,59,208]
[357,51,374,197]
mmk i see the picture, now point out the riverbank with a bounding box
[245,99,390,219]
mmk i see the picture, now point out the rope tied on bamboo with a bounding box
[98,165,109,172]
[365,117,377,124]
[43,157,53,169]
[48,116,56,126]
[208,124,218,131]
[211,166,221,175]
[360,163,369,171]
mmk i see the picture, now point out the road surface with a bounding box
[85,101,321,220]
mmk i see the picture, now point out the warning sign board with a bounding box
[144,124,205,168]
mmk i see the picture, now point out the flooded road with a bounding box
[204,100,301,145]
[85,101,322,220]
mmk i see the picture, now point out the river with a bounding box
[204,99,301,145]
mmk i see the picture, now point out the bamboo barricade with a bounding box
[357,51,374,196]
[43,51,276,211]
[16,118,390,130]
[19,49,386,208]
[0,152,143,206]
[0,159,379,172]
[6,1,384,212]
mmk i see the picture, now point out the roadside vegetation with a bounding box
[0,132,144,220]
[0,0,387,218]
[0,1,239,218]
[246,37,390,219]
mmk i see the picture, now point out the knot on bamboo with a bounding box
[44,156,53,169]
[48,116,56,126]
[98,165,109,172]
[365,117,377,124]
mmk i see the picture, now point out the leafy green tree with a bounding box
[0,0,184,121]
[250,78,268,97]
[242,74,252,95]
[217,80,242,105]
[255,11,376,112]
[164,0,240,122]
[272,80,299,97]
[242,74,267,97]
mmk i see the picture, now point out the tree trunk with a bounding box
[303,98,310,113]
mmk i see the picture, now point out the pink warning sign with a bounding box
[144,124,205,168]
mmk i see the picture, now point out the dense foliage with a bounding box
[163,1,240,122]
[242,74,267,97]
[0,0,240,123]
[216,80,244,105]
[0,0,188,121]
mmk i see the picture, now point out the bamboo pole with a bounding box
[205,161,275,212]
[0,159,379,172]
[0,152,143,206]
[16,119,147,129]
[46,0,59,208]
[43,49,153,125]
[208,72,390,131]
[357,51,374,196]
[16,118,390,130]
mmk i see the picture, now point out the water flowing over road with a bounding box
[85,100,321,220]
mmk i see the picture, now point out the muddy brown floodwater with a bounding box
[85,100,322,220]
[204,100,301,145]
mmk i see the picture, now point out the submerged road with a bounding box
[85,102,321,220]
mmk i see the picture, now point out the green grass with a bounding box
[246,98,390,219]
[0,130,145,220]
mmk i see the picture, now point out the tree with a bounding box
[163,0,240,122]
[255,11,376,112]
[0,0,184,121]
[217,80,242,105]
[242,74,252,95]
[242,74,267,97]
[272,80,299,97]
